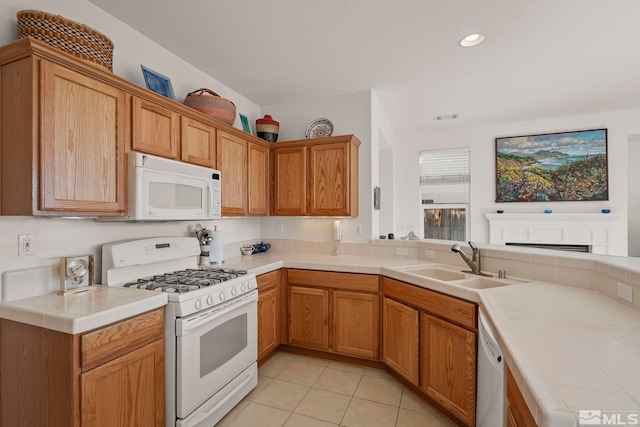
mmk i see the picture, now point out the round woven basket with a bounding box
[184,88,236,126]
[17,10,114,72]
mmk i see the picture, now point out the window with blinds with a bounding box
[419,149,470,204]
[419,149,470,241]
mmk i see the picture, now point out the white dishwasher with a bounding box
[476,311,505,427]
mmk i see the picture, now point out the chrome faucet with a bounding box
[451,241,490,276]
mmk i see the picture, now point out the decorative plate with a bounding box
[305,118,334,139]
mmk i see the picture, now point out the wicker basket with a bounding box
[184,88,236,126]
[17,10,114,72]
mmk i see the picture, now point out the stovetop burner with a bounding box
[123,267,248,293]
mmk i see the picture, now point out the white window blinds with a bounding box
[419,149,470,204]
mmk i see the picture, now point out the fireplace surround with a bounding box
[485,213,619,255]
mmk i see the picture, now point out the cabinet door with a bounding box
[248,142,269,216]
[288,286,329,350]
[258,286,279,361]
[217,131,248,216]
[333,291,379,359]
[272,146,306,215]
[258,270,280,362]
[131,96,179,159]
[506,365,538,427]
[421,312,476,427]
[308,142,351,216]
[40,61,126,214]
[181,116,216,168]
[81,339,165,427]
[382,297,419,385]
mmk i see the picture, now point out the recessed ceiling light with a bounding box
[459,33,485,47]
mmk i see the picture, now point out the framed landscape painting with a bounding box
[495,129,608,202]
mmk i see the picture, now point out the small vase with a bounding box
[256,115,279,142]
[199,245,210,265]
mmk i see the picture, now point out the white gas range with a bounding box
[102,236,258,427]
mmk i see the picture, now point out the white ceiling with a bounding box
[89,0,640,133]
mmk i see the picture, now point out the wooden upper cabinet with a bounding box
[217,130,248,216]
[131,96,180,159]
[271,135,360,217]
[272,146,307,215]
[181,116,216,168]
[308,142,351,216]
[0,51,126,216]
[248,142,269,216]
[39,61,126,214]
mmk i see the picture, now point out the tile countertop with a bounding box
[226,253,640,427]
[481,283,640,427]
[0,285,168,335]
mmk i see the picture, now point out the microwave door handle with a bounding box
[206,180,214,217]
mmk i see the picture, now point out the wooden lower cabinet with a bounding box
[383,277,477,426]
[0,307,165,426]
[382,296,419,385]
[286,269,380,359]
[333,290,379,359]
[257,270,281,361]
[421,312,477,426]
[288,286,330,350]
[506,365,538,427]
[81,339,164,427]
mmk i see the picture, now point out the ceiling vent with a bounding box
[434,113,459,121]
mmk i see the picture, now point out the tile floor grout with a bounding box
[215,351,455,427]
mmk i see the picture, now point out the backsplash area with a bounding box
[233,238,640,312]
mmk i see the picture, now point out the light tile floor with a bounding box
[216,351,455,427]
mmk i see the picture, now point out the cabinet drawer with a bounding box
[81,307,164,370]
[382,277,476,329]
[287,269,379,293]
[257,270,279,291]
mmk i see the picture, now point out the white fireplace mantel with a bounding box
[485,213,620,255]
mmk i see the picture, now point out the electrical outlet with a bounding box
[18,234,34,256]
[355,224,362,235]
[276,223,284,234]
[425,250,436,259]
[396,248,409,256]
[618,283,633,303]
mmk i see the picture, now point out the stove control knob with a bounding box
[206,295,214,306]
[248,280,255,290]
[219,291,226,301]
[241,283,247,292]
[195,299,202,310]
[231,287,237,296]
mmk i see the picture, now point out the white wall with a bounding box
[629,135,640,257]
[260,91,373,242]
[0,0,263,281]
[395,109,640,256]
[371,91,397,239]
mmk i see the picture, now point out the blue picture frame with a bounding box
[239,113,252,135]
[141,65,175,100]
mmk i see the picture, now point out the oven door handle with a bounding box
[177,291,257,336]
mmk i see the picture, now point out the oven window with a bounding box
[200,314,247,377]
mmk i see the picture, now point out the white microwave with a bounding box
[102,152,221,221]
